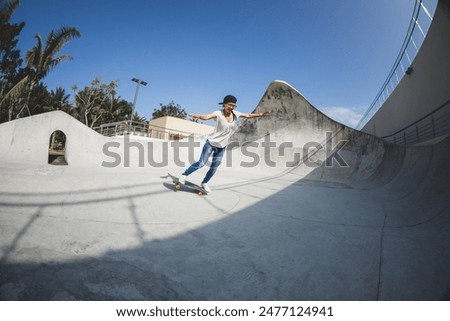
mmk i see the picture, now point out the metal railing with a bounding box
[381,98,450,145]
[93,120,208,140]
[94,120,149,137]
[356,0,438,129]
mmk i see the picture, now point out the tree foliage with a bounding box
[0,0,26,123]
[152,101,187,120]
[48,87,72,113]
[0,1,145,128]
[1,25,81,119]
[72,77,133,128]
[0,0,23,79]
[27,84,75,116]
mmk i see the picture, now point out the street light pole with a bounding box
[131,77,148,120]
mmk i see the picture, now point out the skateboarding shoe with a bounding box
[179,174,186,185]
[201,183,211,193]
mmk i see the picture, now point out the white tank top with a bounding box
[207,110,242,148]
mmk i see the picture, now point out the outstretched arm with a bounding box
[189,113,217,121]
[240,111,271,119]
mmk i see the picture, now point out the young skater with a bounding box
[179,95,270,192]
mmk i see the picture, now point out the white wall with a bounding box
[362,0,450,138]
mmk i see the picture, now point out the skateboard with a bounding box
[166,173,208,196]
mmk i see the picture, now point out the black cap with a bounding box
[219,95,237,105]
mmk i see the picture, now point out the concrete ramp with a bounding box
[0,111,110,166]
[0,111,206,168]
[0,81,448,300]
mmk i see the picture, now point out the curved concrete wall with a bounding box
[0,82,382,174]
[0,111,109,166]
[362,0,450,138]
[0,81,397,183]
[0,111,201,168]
[229,80,387,180]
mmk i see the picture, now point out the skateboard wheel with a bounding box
[175,184,181,190]
[198,192,203,196]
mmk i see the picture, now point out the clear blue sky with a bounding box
[11,0,437,127]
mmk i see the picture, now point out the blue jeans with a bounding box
[182,140,226,184]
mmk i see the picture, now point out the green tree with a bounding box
[73,77,135,128]
[1,26,81,118]
[151,101,187,120]
[110,97,133,123]
[73,77,116,128]
[31,86,74,116]
[0,0,24,79]
[28,82,51,115]
[130,112,146,123]
[0,0,25,123]
[48,87,72,112]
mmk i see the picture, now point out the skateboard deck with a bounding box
[167,173,208,196]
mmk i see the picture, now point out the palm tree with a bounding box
[0,0,23,79]
[1,26,81,118]
[48,86,71,112]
